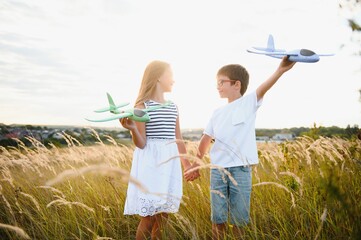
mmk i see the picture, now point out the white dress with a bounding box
[123,100,182,216]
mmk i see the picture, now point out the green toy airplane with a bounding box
[85,92,171,122]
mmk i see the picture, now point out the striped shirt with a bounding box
[144,100,178,139]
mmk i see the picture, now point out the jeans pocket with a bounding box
[239,166,252,173]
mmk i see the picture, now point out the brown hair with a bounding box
[217,64,249,95]
[135,60,170,106]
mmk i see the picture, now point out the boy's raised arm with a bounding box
[256,56,296,101]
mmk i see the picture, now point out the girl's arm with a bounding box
[175,116,191,170]
[119,104,146,149]
[183,133,212,180]
[131,121,146,149]
[175,115,200,181]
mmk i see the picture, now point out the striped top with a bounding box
[144,100,178,139]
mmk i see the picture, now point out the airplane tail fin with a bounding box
[252,34,275,51]
[267,34,275,51]
[252,34,285,52]
[94,93,129,113]
[106,92,117,112]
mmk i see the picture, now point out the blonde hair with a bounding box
[135,60,170,106]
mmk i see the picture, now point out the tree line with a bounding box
[256,124,360,140]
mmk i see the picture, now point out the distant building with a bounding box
[272,133,295,142]
[182,129,203,141]
[53,132,64,139]
[256,136,270,142]
[117,133,129,139]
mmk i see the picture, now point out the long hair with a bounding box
[135,60,170,106]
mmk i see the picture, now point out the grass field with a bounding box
[0,131,360,239]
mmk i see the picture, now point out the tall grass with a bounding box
[0,133,360,239]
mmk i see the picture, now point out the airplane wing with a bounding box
[247,48,298,56]
[85,112,132,122]
[94,102,130,113]
[143,101,172,112]
[318,53,335,56]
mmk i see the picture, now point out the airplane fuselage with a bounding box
[267,49,320,63]
[127,109,150,122]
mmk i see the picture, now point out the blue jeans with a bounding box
[210,166,252,226]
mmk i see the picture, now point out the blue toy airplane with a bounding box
[85,93,171,122]
[247,34,334,63]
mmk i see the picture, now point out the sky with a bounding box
[0,0,360,130]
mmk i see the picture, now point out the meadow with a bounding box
[0,130,360,240]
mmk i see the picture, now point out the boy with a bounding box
[196,56,296,239]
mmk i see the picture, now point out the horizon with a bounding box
[1,122,358,131]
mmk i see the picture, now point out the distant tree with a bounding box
[289,127,310,136]
[0,139,17,147]
[345,124,360,137]
[339,0,361,54]
[25,124,34,130]
[300,123,321,139]
[339,0,361,112]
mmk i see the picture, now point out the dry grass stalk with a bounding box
[0,166,15,188]
[1,194,16,223]
[97,204,111,212]
[45,164,149,194]
[19,192,41,212]
[12,138,31,155]
[253,181,296,208]
[210,190,226,199]
[158,153,205,167]
[195,183,204,198]
[104,135,118,146]
[173,213,199,240]
[187,164,238,186]
[253,166,261,183]
[37,186,66,199]
[47,197,95,213]
[86,127,104,145]
[0,146,12,158]
[159,151,238,187]
[314,207,328,240]
[279,171,303,196]
[0,223,31,239]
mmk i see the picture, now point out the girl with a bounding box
[120,60,199,239]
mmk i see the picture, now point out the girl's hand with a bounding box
[184,164,200,182]
[120,117,136,131]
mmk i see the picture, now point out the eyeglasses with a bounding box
[217,79,238,87]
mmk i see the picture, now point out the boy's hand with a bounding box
[278,56,296,74]
[184,164,200,181]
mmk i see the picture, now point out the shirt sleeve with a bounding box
[232,91,262,125]
[203,114,214,138]
[256,91,263,108]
